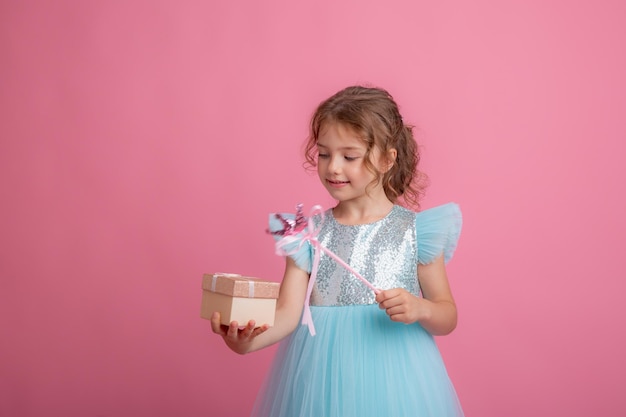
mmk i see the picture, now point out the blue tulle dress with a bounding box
[253,203,464,417]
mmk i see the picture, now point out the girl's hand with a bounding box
[377,258,458,334]
[210,312,270,355]
[375,288,430,325]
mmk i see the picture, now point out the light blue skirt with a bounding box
[251,304,464,417]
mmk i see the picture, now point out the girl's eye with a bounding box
[345,156,359,161]
[318,153,329,159]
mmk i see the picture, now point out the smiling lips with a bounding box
[327,179,350,188]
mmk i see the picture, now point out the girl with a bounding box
[211,85,464,417]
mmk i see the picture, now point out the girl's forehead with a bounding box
[317,122,367,147]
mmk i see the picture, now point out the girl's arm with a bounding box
[375,255,458,335]
[210,257,309,354]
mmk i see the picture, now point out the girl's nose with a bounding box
[327,156,341,174]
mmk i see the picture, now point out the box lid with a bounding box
[202,273,280,299]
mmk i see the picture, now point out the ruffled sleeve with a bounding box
[268,213,313,273]
[415,203,462,265]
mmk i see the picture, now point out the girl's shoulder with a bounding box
[413,203,462,265]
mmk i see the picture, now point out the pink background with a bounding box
[1,1,625,416]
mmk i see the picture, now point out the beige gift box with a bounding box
[201,273,280,326]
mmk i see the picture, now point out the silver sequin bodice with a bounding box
[311,205,419,306]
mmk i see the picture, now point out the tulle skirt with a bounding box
[251,304,464,417]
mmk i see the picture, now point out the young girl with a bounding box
[211,85,464,417]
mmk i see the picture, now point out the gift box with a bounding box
[201,273,280,326]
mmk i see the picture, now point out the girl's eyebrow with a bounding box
[317,143,364,151]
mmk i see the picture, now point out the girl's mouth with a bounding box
[327,179,349,187]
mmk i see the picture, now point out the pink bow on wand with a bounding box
[270,204,380,336]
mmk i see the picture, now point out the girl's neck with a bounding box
[332,198,394,226]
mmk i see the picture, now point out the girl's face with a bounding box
[316,123,387,204]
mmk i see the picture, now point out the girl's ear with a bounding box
[383,148,397,173]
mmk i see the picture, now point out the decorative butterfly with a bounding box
[267,203,308,236]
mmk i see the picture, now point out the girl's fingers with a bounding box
[242,320,256,338]
[252,324,270,338]
[210,312,226,336]
[226,320,265,341]
[226,321,240,340]
[385,304,404,317]
[211,313,270,341]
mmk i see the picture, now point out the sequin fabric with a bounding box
[311,205,419,306]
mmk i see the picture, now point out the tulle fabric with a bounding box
[251,304,464,417]
[415,202,462,265]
